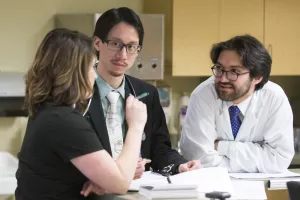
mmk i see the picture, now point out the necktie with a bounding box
[106,91,123,159]
[229,105,241,139]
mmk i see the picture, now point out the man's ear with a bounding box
[93,36,101,51]
[253,76,263,85]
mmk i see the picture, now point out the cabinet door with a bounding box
[220,0,264,42]
[265,0,300,75]
[172,0,219,76]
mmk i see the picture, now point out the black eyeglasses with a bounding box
[104,40,142,54]
[211,65,250,81]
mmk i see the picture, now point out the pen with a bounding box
[166,175,172,184]
[153,169,172,184]
[136,92,149,100]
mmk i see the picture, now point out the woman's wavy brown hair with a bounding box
[24,28,95,117]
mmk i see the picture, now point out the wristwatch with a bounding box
[159,164,180,175]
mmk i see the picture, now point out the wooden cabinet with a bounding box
[172,0,264,76]
[144,0,300,76]
[172,0,219,76]
[219,0,264,42]
[265,0,300,75]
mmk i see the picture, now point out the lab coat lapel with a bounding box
[235,92,263,140]
[217,100,234,140]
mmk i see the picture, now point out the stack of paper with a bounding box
[129,172,168,191]
[170,167,234,194]
[130,167,270,199]
[139,184,200,199]
[230,180,267,200]
[269,178,300,190]
[229,170,300,190]
[230,170,300,180]
[130,167,234,196]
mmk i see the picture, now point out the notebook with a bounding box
[129,172,168,191]
[138,184,200,199]
[130,167,234,194]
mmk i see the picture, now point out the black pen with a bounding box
[166,174,172,184]
[153,171,172,184]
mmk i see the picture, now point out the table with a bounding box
[6,169,300,200]
[89,169,300,200]
[90,189,287,200]
[264,168,300,200]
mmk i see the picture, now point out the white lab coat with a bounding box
[180,76,294,173]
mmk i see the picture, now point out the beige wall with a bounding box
[0,0,55,72]
[0,0,143,157]
[53,0,142,14]
[0,0,142,72]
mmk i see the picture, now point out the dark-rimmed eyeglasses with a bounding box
[211,65,250,81]
[104,40,142,54]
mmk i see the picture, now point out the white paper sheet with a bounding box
[269,178,300,190]
[130,167,234,195]
[129,171,168,191]
[230,180,267,200]
[229,169,300,180]
[170,167,234,194]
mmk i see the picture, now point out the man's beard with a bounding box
[108,70,124,77]
[108,60,128,77]
[215,79,252,102]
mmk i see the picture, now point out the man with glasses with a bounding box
[82,7,200,196]
[180,35,294,173]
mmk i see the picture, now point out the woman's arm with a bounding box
[71,96,147,194]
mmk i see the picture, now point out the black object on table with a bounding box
[287,181,300,200]
[205,191,231,200]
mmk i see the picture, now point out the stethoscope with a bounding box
[81,62,137,117]
[83,63,146,149]
[82,98,92,116]
[72,98,92,116]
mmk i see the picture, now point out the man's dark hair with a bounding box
[210,35,272,90]
[93,7,144,47]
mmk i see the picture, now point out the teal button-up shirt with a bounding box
[95,69,126,137]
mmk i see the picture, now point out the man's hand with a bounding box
[80,180,106,197]
[178,160,201,173]
[214,140,219,151]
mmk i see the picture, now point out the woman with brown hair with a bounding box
[15,28,147,200]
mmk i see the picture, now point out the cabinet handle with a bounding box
[268,44,273,57]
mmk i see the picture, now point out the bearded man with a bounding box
[179,35,294,173]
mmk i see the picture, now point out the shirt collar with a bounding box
[227,94,253,116]
[94,67,125,101]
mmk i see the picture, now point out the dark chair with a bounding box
[287,181,300,200]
